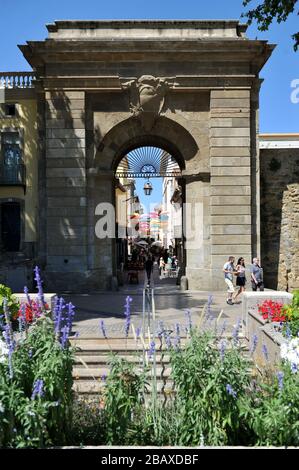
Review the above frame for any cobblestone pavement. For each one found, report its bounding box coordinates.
[64,266,244,338]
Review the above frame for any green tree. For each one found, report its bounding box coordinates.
[242,0,299,51]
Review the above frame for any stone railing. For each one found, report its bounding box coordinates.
[0,72,36,88]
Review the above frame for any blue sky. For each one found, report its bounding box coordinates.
[0,0,298,208]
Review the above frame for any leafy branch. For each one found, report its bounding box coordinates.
[242,0,299,50]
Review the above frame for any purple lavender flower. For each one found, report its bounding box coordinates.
[28,348,33,359]
[250,334,258,354]
[206,294,213,319]
[100,320,108,339]
[148,341,156,359]
[226,384,237,398]
[19,302,26,321]
[54,298,65,336]
[219,320,227,337]
[285,324,292,340]
[66,302,75,333]
[24,285,32,308]
[158,321,164,337]
[232,319,242,345]
[136,327,141,338]
[31,379,44,400]
[175,323,181,347]
[276,371,284,391]
[101,373,107,382]
[60,325,69,348]
[165,333,172,349]
[3,300,15,379]
[185,309,192,332]
[219,340,226,361]
[34,266,46,309]
[291,363,298,374]
[124,296,132,338]
[262,344,269,361]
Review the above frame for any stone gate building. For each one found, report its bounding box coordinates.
[0,20,298,292]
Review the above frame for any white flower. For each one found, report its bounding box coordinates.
[0,338,9,363]
[0,402,4,413]
[280,338,299,367]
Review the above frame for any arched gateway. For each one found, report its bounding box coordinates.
[19,20,274,291]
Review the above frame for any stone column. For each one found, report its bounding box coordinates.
[45,90,88,290]
[184,173,211,290]
[89,170,116,290]
[210,89,253,289]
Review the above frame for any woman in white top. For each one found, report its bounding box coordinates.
[233,257,246,303]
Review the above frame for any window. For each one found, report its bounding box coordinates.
[5,104,17,117]
[1,202,21,251]
[1,132,22,166]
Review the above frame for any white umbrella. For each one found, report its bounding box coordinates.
[135,240,148,246]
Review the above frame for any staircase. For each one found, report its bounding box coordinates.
[70,334,250,398]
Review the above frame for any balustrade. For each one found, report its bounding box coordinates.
[0,72,35,88]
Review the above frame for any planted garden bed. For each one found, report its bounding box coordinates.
[1,272,299,448]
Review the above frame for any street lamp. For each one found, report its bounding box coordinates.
[143,180,153,196]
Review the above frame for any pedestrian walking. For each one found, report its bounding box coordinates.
[223,256,236,305]
[159,256,165,275]
[250,257,264,291]
[145,255,154,286]
[233,257,246,303]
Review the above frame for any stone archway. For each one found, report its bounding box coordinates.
[89,115,208,289]
[24,21,273,292]
[94,116,197,173]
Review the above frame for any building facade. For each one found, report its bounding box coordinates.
[0,76,38,290]
[0,20,298,292]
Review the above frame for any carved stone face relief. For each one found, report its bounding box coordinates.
[122,75,169,131]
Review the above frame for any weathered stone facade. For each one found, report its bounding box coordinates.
[260,143,299,291]
[15,20,275,292]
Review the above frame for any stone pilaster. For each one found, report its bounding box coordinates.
[209,89,253,289]
[44,90,89,290]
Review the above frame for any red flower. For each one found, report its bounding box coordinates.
[18,301,49,324]
[258,300,285,323]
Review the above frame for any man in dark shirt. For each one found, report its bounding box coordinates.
[250,257,264,291]
[145,256,154,285]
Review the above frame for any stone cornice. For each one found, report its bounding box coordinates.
[38,75,258,91]
[19,39,274,70]
[46,19,248,38]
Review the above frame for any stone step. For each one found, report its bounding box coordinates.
[73,379,175,395]
[74,354,171,365]
[73,366,172,379]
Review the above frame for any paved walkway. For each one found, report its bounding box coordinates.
[64,266,244,338]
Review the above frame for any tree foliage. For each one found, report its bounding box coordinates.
[242,0,299,50]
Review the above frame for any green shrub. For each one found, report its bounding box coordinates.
[103,355,148,445]
[169,331,252,446]
[71,396,106,446]
[243,363,299,446]
[0,316,74,448]
[0,285,19,324]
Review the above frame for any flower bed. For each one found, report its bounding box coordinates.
[247,291,299,365]
[2,279,299,447]
[0,267,75,448]
[71,324,299,447]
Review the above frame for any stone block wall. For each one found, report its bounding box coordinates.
[260,148,299,291]
[44,90,90,290]
[209,89,253,290]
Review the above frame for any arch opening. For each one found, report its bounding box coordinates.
[115,145,182,179]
